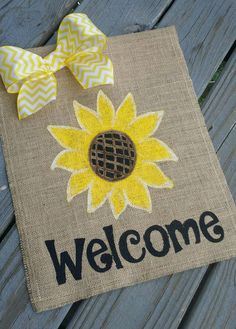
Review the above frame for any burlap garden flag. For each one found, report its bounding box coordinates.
[0,24,236,312]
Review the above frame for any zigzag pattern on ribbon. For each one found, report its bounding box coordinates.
[68,52,113,88]
[0,46,44,90]
[17,76,57,119]
[57,14,106,54]
[0,13,114,119]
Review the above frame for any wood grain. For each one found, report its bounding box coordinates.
[181,127,236,329]
[0,226,71,329]
[203,50,236,153]
[180,52,236,329]
[182,257,236,329]
[66,269,207,329]
[158,0,236,97]
[0,143,13,236]
[0,0,79,48]
[75,0,173,35]
[47,0,174,44]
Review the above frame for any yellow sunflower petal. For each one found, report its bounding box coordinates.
[97,90,115,128]
[109,188,126,219]
[138,138,178,162]
[126,111,163,142]
[124,178,152,212]
[114,93,136,130]
[51,150,88,172]
[67,169,92,202]
[136,162,173,188]
[88,178,112,212]
[73,100,102,134]
[48,126,89,150]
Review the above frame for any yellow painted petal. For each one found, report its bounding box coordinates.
[88,178,112,212]
[136,162,173,188]
[67,169,92,202]
[114,93,136,130]
[73,101,102,134]
[126,111,163,142]
[51,150,88,171]
[48,125,88,151]
[124,178,151,212]
[138,138,178,162]
[97,90,115,128]
[109,188,126,219]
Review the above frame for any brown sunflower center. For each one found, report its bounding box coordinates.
[89,130,136,181]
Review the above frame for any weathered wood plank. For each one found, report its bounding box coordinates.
[47,0,173,44]
[60,51,236,329]
[75,0,173,35]
[181,128,236,329]
[0,142,13,235]
[0,226,71,329]
[0,0,79,47]
[158,0,236,96]
[66,269,207,329]
[217,126,236,196]
[203,50,236,199]
[203,50,236,153]
[180,52,236,329]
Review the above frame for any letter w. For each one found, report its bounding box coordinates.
[45,239,85,285]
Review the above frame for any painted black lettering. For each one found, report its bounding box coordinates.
[103,225,123,269]
[87,238,112,272]
[165,218,201,253]
[45,239,85,285]
[144,225,170,257]
[199,211,224,242]
[119,230,146,263]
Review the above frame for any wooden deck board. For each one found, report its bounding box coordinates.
[66,269,207,329]
[203,49,236,153]
[0,0,235,327]
[181,50,236,329]
[182,257,236,329]
[182,129,236,329]
[0,143,13,235]
[75,0,173,35]
[158,0,236,96]
[0,0,79,47]
[0,226,72,329]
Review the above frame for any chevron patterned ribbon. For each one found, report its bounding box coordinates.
[0,14,114,119]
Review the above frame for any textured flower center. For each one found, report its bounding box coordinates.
[89,130,136,181]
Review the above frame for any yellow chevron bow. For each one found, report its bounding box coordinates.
[0,13,114,119]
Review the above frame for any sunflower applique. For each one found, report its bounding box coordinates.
[48,91,178,219]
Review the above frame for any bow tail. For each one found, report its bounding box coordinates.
[66,52,114,89]
[17,75,57,120]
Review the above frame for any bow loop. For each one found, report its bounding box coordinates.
[0,46,45,93]
[57,14,107,55]
[67,52,113,89]
[18,75,57,119]
[0,14,114,119]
